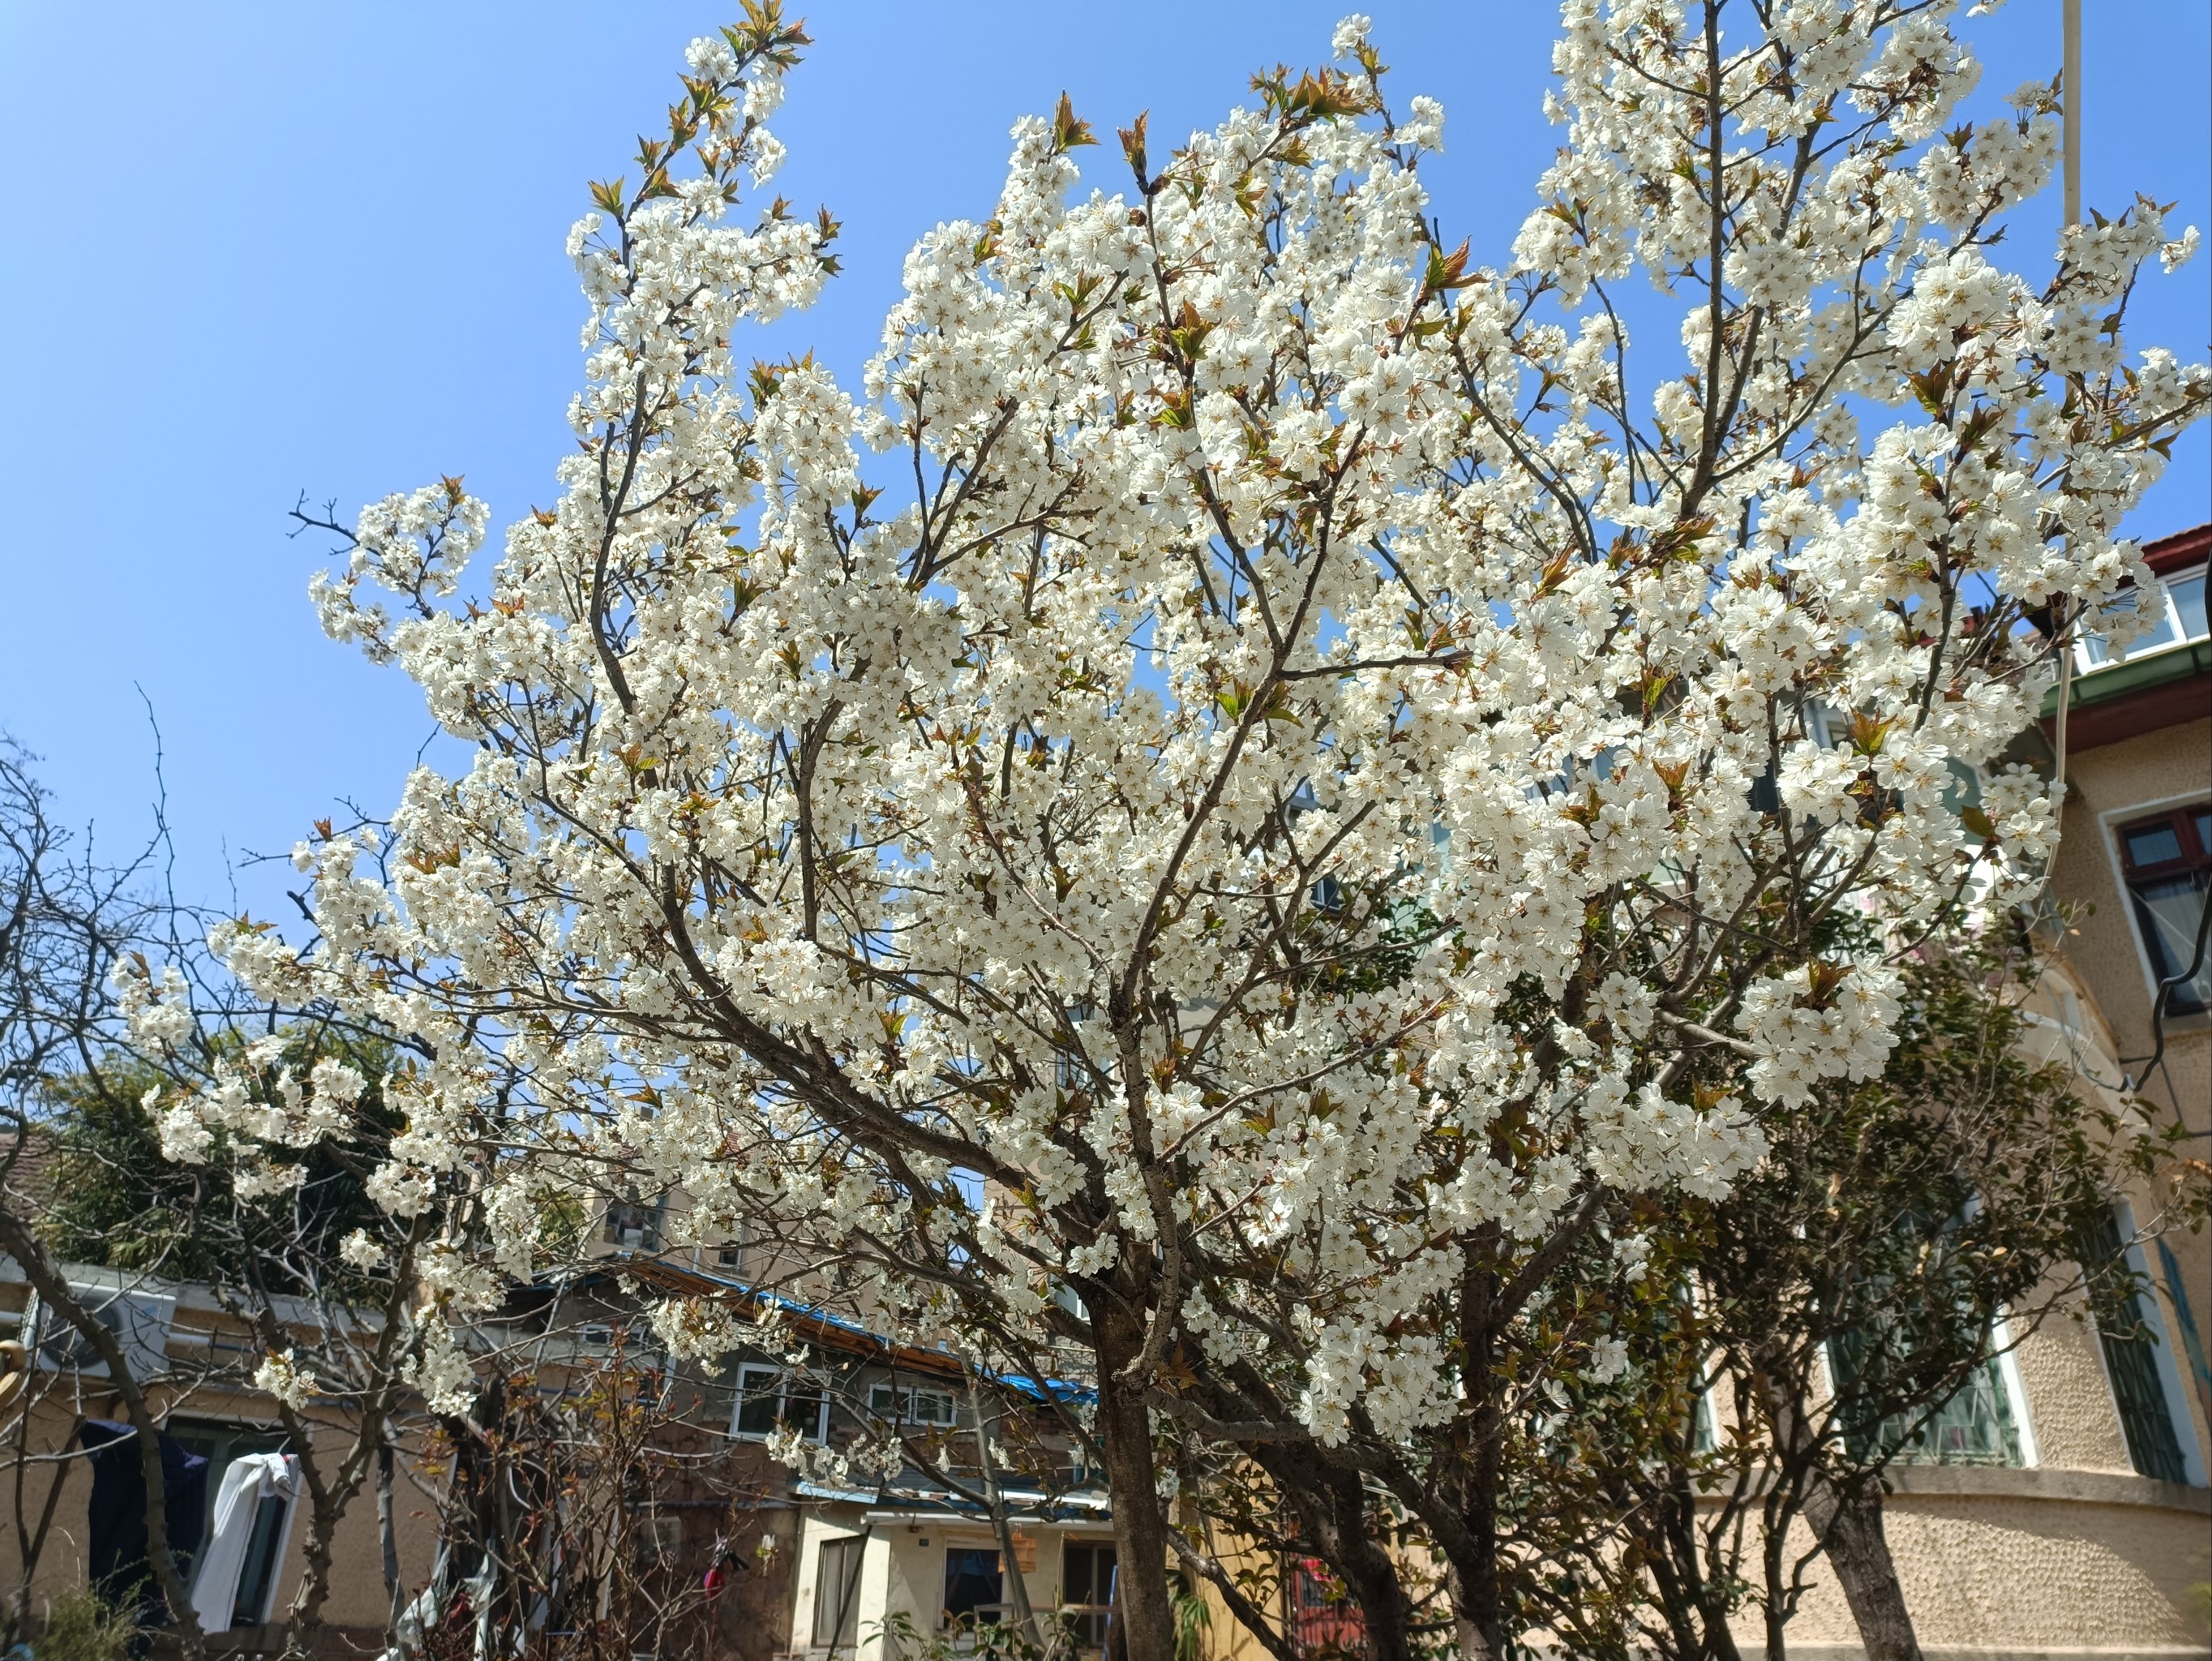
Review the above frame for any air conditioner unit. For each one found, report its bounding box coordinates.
[35,1287,177,1381]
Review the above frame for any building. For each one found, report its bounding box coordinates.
[1736,523,2212,1659]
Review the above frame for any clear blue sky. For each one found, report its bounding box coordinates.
[1,1,2204,924]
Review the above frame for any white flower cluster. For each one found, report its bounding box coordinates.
[647,1295,748,1366]
[223,3,2206,1463]
[408,1311,479,1418]
[254,1349,315,1412]
[1737,965,1904,1107]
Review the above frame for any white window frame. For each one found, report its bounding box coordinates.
[731,1363,829,1443]
[868,1382,959,1427]
[1989,1307,2041,1468]
[2073,561,2210,671]
[2097,789,2212,1015]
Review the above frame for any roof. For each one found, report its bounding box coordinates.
[2143,522,2210,578]
[580,1252,1095,1406]
[2038,524,2212,749]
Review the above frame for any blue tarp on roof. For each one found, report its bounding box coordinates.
[573,1253,1098,1406]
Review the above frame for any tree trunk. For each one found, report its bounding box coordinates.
[1751,1346,1922,1661]
[1801,1475,1922,1661]
[378,1437,405,1634]
[968,1373,1042,1650]
[1093,1304,1177,1661]
[1443,1247,1507,1661]
[1264,1453,1415,1661]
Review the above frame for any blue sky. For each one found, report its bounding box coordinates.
[1,1,2204,924]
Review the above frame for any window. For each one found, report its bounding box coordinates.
[2076,563,2210,667]
[166,1422,292,1628]
[714,1243,742,1268]
[1824,1207,2024,1469]
[2077,1209,2191,1485]
[731,1364,827,1442]
[811,1534,865,1651]
[1828,1328,2023,1468]
[603,1200,662,1251]
[1059,1542,1117,1654]
[2115,805,2212,1015]
[868,1383,959,1427]
[942,1546,1003,1629]
[2156,1238,2212,1436]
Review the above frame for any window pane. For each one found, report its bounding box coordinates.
[912,1388,956,1426]
[813,1537,864,1649]
[2130,873,2212,1013]
[2124,822,2185,869]
[230,1491,291,1627]
[2077,1212,2190,1484]
[944,1546,1003,1625]
[2171,571,2208,640]
[2156,1238,2212,1436]
[2082,586,2177,663]
[735,1369,781,1437]
[780,1386,825,1440]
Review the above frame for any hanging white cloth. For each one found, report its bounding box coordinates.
[189,1453,299,1631]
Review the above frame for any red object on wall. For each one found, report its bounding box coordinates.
[1288,1558,1367,1659]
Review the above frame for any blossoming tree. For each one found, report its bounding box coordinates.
[150,0,2210,1653]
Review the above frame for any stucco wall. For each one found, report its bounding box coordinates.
[0,1385,442,1638]
[788,1504,1118,1660]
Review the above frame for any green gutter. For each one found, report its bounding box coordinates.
[2041,638,2212,718]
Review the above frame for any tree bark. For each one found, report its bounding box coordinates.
[1801,1475,1922,1661]
[378,1437,405,1634]
[1752,1346,1922,1661]
[1250,1448,1415,1661]
[1094,1303,1177,1661]
[1442,1243,1507,1661]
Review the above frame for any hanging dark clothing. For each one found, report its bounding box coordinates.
[79,1419,208,1624]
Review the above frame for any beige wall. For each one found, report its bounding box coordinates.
[0,1384,442,1640]
[787,1504,1119,1661]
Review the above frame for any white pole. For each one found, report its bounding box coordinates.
[2051,0,2081,805]
[2062,0,2081,228]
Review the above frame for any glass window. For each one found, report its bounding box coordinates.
[867,1383,959,1426]
[943,1546,1003,1628]
[2169,569,2208,641]
[2079,582,2181,666]
[2077,1211,2190,1485]
[165,1422,291,1628]
[1059,1540,1117,1652]
[1828,1328,2021,1467]
[811,1535,864,1650]
[1825,1206,2022,1468]
[731,1364,825,1441]
[2116,805,2212,1015]
[2125,822,2186,867]
[603,1200,661,1251]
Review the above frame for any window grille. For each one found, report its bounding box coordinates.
[2077,1209,2190,1485]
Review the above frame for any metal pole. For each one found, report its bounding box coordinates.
[2049,0,2082,809]
[2062,0,2081,228]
